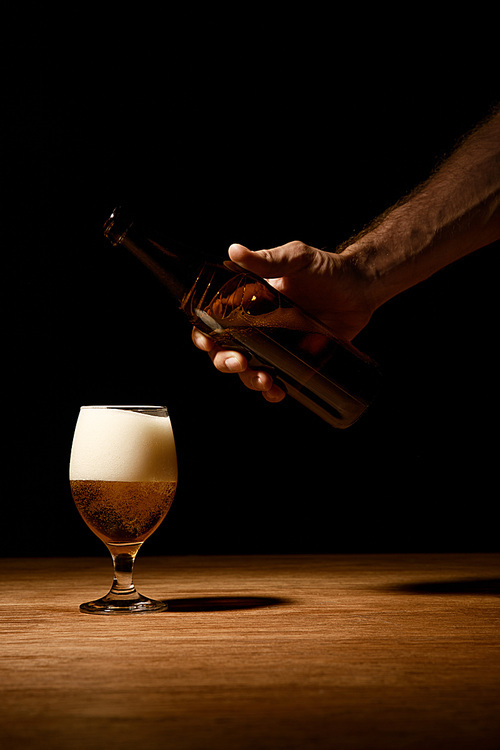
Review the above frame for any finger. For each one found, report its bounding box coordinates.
[192,328,215,352]
[262,383,286,402]
[237,368,286,402]
[237,368,275,392]
[228,242,313,280]
[210,348,248,373]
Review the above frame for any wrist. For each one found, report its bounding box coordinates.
[338,231,404,314]
[338,191,463,311]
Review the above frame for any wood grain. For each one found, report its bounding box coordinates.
[1,554,499,749]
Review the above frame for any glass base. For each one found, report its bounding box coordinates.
[80,593,168,615]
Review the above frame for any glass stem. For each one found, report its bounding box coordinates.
[108,544,142,600]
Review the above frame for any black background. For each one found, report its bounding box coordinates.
[6,18,499,558]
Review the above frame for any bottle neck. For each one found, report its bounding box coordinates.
[103,207,203,302]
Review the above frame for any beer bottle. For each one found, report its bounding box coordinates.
[103,207,381,428]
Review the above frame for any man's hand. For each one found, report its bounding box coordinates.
[191,241,375,401]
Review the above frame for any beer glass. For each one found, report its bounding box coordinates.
[69,405,177,614]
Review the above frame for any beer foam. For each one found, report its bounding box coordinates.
[69,408,178,482]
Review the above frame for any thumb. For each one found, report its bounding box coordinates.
[228,242,312,279]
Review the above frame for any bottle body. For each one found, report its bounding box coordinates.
[104,208,381,428]
[181,263,380,428]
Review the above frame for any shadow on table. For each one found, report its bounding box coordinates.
[163,596,291,612]
[388,578,500,596]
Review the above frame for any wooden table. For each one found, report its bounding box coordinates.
[2,554,499,749]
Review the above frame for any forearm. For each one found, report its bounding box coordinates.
[341,107,500,312]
